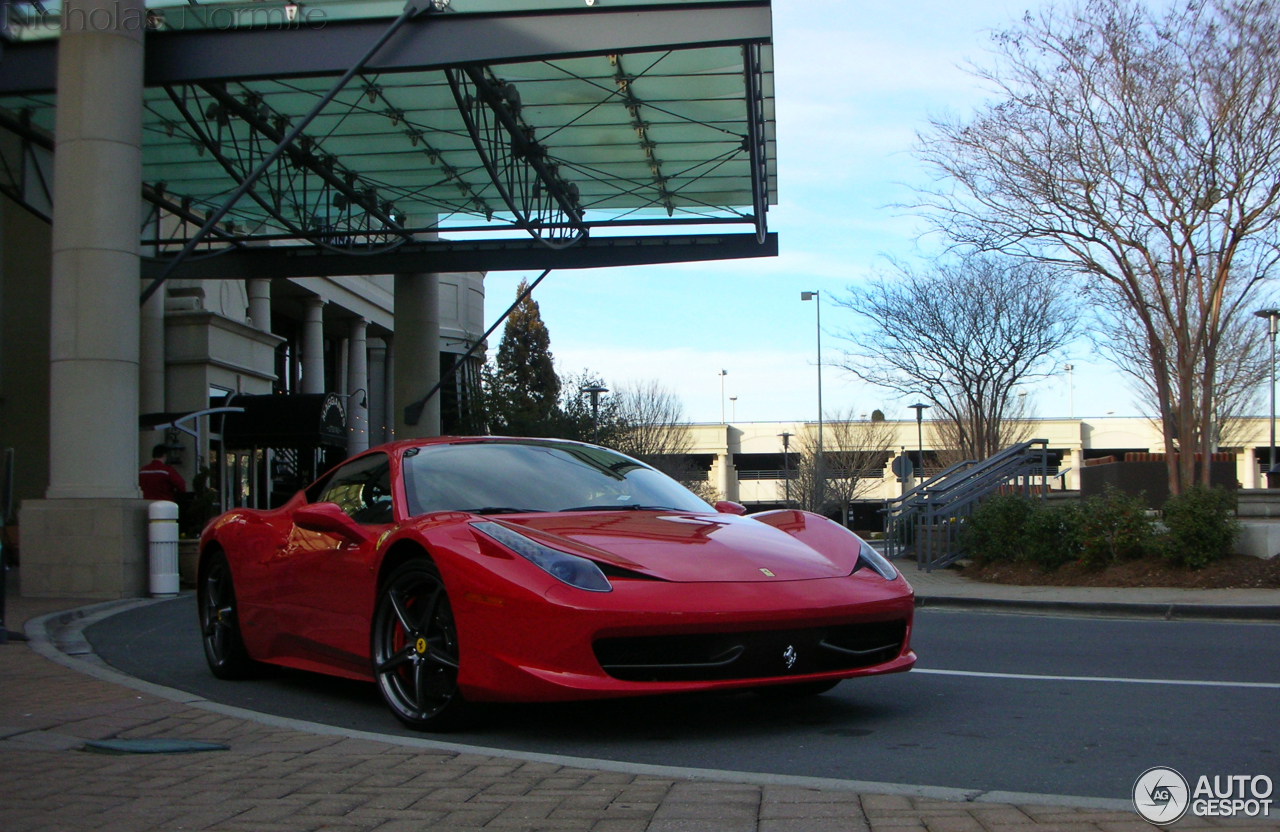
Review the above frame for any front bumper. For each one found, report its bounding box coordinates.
[449,569,916,702]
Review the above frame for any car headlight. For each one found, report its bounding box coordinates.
[855,540,897,581]
[472,521,612,592]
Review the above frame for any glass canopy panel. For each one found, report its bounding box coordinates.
[0,11,773,245]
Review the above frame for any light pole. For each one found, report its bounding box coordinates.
[908,402,930,481]
[580,384,609,444]
[719,369,728,424]
[1255,309,1280,487]
[801,291,823,511]
[779,431,793,507]
[729,396,738,422]
[1062,364,1074,418]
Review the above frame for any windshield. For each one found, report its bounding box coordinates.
[400,440,712,516]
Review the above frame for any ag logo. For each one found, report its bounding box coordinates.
[1133,767,1190,824]
[782,645,797,669]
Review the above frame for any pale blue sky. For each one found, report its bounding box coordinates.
[484,0,1146,425]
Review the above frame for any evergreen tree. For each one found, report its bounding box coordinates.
[489,280,561,435]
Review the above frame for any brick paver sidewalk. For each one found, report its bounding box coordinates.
[2,596,1273,832]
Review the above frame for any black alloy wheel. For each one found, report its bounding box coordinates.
[753,679,842,699]
[198,550,258,679]
[371,560,471,731]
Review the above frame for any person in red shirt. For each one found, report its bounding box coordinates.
[139,444,187,502]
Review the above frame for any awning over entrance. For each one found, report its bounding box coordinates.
[221,393,348,450]
[0,0,777,274]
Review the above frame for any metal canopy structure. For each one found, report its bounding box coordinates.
[0,0,777,277]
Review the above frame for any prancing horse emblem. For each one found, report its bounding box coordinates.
[783,645,797,669]
[759,568,775,577]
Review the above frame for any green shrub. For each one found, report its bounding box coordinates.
[1025,500,1084,569]
[1159,486,1241,568]
[960,493,1035,564]
[1078,487,1154,568]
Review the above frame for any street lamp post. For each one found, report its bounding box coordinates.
[729,396,737,422]
[1255,310,1280,487]
[719,369,728,424]
[908,402,930,482]
[779,431,793,507]
[580,384,609,444]
[801,291,823,511]
[1063,364,1074,418]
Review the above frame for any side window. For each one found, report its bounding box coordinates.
[317,453,394,525]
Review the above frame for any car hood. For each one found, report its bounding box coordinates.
[501,510,860,582]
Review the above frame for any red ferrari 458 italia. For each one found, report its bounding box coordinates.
[198,437,916,731]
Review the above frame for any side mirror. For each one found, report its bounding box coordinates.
[714,500,748,516]
[295,502,370,543]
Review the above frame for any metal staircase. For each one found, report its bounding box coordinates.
[883,439,1051,572]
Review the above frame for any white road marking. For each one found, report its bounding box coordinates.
[915,667,1280,689]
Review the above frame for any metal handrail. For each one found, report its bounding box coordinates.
[884,440,1050,571]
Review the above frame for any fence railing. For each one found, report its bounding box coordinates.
[883,439,1050,572]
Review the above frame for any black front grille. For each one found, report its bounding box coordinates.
[593,619,907,682]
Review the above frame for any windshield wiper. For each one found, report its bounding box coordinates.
[465,507,545,515]
[561,504,678,512]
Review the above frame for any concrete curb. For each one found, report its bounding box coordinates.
[23,598,1134,813]
[915,594,1280,621]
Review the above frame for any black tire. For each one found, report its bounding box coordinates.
[753,679,842,699]
[197,550,259,680]
[371,559,472,732]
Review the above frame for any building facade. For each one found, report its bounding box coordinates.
[685,416,1280,531]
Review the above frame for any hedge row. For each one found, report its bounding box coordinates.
[960,486,1241,570]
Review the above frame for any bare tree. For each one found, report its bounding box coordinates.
[835,254,1072,462]
[1096,294,1271,450]
[928,393,1036,470]
[792,410,896,521]
[610,380,716,501]
[916,0,1280,493]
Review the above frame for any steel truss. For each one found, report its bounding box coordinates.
[446,67,588,249]
[0,106,245,252]
[161,82,409,254]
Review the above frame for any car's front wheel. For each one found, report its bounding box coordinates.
[198,550,259,680]
[371,559,471,731]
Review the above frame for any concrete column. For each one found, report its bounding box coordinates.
[247,278,271,332]
[347,318,369,455]
[383,335,395,442]
[367,337,387,447]
[139,277,164,464]
[1069,448,1084,491]
[1244,447,1259,490]
[301,295,325,395]
[24,0,151,598]
[714,453,739,502]
[394,273,440,438]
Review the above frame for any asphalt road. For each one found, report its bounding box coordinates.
[85,597,1280,802]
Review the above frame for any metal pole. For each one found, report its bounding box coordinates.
[916,412,924,478]
[1264,318,1274,478]
[816,294,824,512]
[719,370,727,424]
[779,432,792,507]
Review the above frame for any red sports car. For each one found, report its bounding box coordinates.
[198,437,916,731]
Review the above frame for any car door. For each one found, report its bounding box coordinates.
[276,452,395,675]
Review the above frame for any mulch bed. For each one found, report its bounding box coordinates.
[957,554,1280,589]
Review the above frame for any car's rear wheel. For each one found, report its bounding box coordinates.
[198,550,259,680]
[371,559,471,732]
[753,679,842,699]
